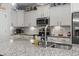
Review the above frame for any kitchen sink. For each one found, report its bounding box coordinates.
[39,41,72,50]
[50,42,72,50]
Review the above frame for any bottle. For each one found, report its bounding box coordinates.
[34,35,39,47]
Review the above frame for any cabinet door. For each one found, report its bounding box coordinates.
[43,9,50,17]
[50,7,59,26]
[25,11,37,26]
[17,10,24,27]
[71,3,79,12]
[25,12,30,26]
[11,10,18,26]
[37,5,50,18]
[50,4,71,26]
[11,10,24,27]
[30,11,37,26]
[60,4,71,26]
[43,6,50,17]
[0,11,7,35]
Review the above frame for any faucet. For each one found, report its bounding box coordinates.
[45,25,49,47]
[37,25,49,47]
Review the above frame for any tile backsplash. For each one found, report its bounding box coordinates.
[24,27,39,35]
[23,26,71,37]
[50,26,71,37]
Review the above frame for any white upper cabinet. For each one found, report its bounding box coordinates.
[11,10,24,27]
[50,4,71,26]
[11,10,17,26]
[71,3,79,12]
[30,11,37,26]
[17,10,24,27]
[60,4,71,26]
[12,4,71,27]
[25,5,50,27]
[25,11,37,26]
[37,5,50,18]
[24,12,30,26]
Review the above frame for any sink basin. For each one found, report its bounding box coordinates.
[50,42,72,50]
[38,41,72,50]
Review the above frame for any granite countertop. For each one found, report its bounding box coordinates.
[0,39,78,56]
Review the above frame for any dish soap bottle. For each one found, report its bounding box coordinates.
[34,35,39,47]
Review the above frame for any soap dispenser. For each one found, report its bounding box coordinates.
[34,35,39,47]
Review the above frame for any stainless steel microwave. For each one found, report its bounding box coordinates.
[36,17,49,26]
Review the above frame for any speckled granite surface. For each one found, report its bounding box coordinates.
[0,39,79,56]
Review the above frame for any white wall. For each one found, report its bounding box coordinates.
[0,4,11,41]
